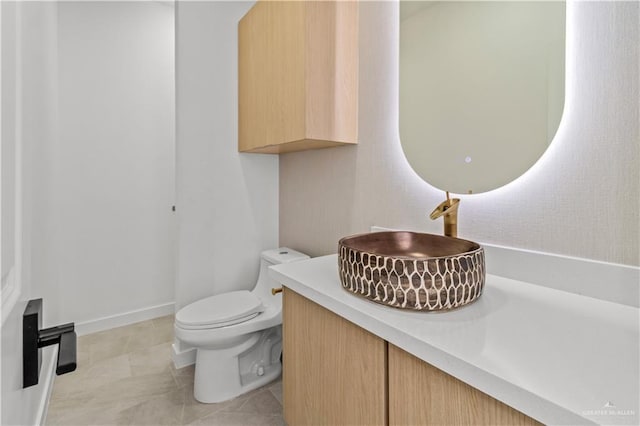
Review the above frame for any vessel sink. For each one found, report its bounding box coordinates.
[338,231,485,311]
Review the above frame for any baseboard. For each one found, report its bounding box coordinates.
[74,302,175,336]
[35,346,57,426]
[172,341,196,369]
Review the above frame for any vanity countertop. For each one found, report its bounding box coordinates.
[270,254,639,426]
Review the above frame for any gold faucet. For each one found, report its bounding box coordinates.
[429,191,460,238]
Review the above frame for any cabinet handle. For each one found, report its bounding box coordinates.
[271,287,283,295]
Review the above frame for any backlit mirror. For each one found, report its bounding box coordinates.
[400,1,565,194]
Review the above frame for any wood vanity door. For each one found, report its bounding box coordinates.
[388,344,541,426]
[282,288,388,425]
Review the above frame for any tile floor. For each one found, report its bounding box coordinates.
[46,315,284,425]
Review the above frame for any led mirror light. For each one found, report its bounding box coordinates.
[400,1,566,194]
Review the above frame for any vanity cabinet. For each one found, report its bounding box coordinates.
[238,1,358,154]
[388,345,541,426]
[282,288,541,426]
[282,288,387,425]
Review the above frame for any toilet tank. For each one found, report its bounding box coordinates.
[261,248,309,266]
[253,248,309,304]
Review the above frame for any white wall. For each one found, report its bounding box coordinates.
[1,3,59,425]
[175,0,278,313]
[3,2,176,421]
[280,1,639,267]
[29,1,176,328]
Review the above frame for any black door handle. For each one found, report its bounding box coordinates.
[23,299,77,388]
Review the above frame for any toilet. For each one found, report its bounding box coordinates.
[174,247,309,403]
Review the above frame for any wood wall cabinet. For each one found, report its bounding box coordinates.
[283,288,541,426]
[238,1,358,154]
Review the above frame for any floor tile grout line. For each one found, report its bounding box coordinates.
[48,315,284,426]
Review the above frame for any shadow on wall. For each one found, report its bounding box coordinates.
[279,145,359,258]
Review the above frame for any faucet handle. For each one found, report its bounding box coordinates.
[429,191,460,238]
[429,193,460,220]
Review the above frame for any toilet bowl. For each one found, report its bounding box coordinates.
[174,247,309,403]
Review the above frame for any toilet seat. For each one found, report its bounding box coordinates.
[176,290,265,330]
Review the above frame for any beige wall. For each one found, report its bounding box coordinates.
[280,1,639,266]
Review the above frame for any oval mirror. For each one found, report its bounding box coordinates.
[400,1,565,194]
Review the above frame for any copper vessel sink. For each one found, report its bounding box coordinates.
[338,232,485,311]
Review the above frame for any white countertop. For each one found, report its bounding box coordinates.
[270,254,639,426]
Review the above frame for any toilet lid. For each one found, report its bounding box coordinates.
[176,291,265,329]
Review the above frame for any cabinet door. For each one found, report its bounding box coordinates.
[238,1,358,154]
[283,288,387,425]
[238,1,306,153]
[388,344,541,426]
